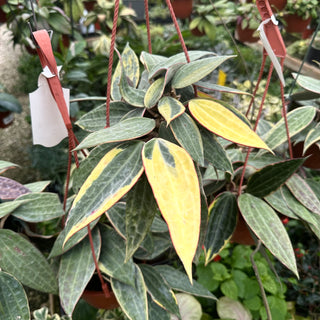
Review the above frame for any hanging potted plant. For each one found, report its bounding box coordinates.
[0,86,22,128]
[282,0,319,33]
[269,0,287,11]
[170,0,193,19]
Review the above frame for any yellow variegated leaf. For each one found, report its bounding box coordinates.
[63,142,144,246]
[189,99,271,152]
[142,138,200,282]
[158,96,185,125]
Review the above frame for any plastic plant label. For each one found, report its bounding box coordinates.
[29,67,69,147]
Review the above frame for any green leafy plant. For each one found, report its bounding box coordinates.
[0,84,22,114]
[236,0,261,30]
[284,0,319,20]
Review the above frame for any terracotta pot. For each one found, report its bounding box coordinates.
[190,26,205,37]
[0,0,7,22]
[82,290,119,310]
[170,0,193,19]
[292,141,320,170]
[235,19,259,43]
[83,0,96,11]
[231,214,255,245]
[268,0,287,11]
[0,111,14,128]
[283,14,311,33]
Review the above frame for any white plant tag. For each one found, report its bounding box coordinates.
[29,67,70,147]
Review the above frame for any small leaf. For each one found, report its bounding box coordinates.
[246,158,305,198]
[0,271,30,320]
[238,194,298,277]
[170,112,205,166]
[59,228,101,316]
[125,174,158,261]
[0,229,58,293]
[64,141,144,246]
[142,138,201,282]
[74,117,155,150]
[121,43,140,88]
[0,160,18,174]
[303,123,320,154]
[155,265,216,300]
[144,77,166,108]
[286,174,320,215]
[111,265,148,320]
[172,56,234,88]
[292,73,320,94]
[171,293,202,320]
[99,224,135,286]
[158,97,185,125]
[204,192,237,264]
[139,264,180,316]
[217,296,252,320]
[189,99,271,151]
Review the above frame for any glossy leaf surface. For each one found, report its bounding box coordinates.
[189,99,271,151]
[111,265,148,320]
[158,96,185,125]
[238,194,298,276]
[59,228,101,316]
[0,229,58,293]
[204,192,237,264]
[246,158,305,198]
[75,117,155,150]
[64,141,144,245]
[0,272,30,320]
[142,138,200,281]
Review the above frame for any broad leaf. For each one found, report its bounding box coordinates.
[144,77,166,108]
[111,265,148,320]
[139,264,180,316]
[196,81,252,96]
[150,215,168,233]
[0,176,30,200]
[158,96,185,125]
[217,296,252,320]
[142,138,201,282]
[106,202,126,238]
[0,229,58,293]
[204,192,237,264]
[125,174,158,261]
[59,228,101,316]
[263,106,316,151]
[238,194,298,277]
[189,99,271,151]
[12,192,64,222]
[0,160,18,174]
[155,265,216,300]
[286,174,320,215]
[140,51,168,72]
[172,56,234,88]
[24,181,50,193]
[148,295,170,320]
[99,224,135,286]
[0,199,31,218]
[246,158,305,198]
[74,117,155,150]
[303,123,320,154]
[64,141,144,246]
[171,293,203,320]
[76,102,137,132]
[292,73,320,94]
[121,43,140,87]
[0,271,30,320]
[170,112,205,166]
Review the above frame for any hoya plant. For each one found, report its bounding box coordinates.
[1,44,320,320]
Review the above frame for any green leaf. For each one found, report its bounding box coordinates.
[189,99,271,151]
[303,123,320,153]
[142,138,201,282]
[170,112,205,166]
[196,263,219,292]
[111,265,148,320]
[125,174,158,261]
[99,224,135,286]
[238,194,298,277]
[221,279,238,300]
[24,181,50,193]
[120,43,140,88]
[286,174,320,215]
[217,296,252,320]
[155,265,216,300]
[172,56,234,89]
[0,229,58,293]
[139,264,180,316]
[144,77,166,108]
[106,202,126,237]
[64,141,144,245]
[263,106,316,151]
[0,271,30,320]
[74,117,155,150]
[111,61,122,101]
[59,228,101,316]
[0,92,22,113]
[47,11,71,34]
[12,192,64,222]
[204,192,237,264]
[246,158,305,198]
[147,295,170,320]
[0,160,18,174]
[158,97,185,125]
[292,73,320,94]
[196,81,252,96]
[140,51,168,73]
[150,216,168,233]
[0,199,31,218]
[76,102,140,132]
[171,293,202,320]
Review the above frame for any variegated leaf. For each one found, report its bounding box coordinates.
[303,123,320,154]
[144,77,166,109]
[293,73,320,94]
[120,43,140,88]
[24,181,50,193]
[196,81,252,96]
[158,96,185,125]
[142,138,201,282]
[64,141,144,246]
[0,199,31,218]
[0,160,18,174]
[238,194,298,277]
[189,99,271,151]
[74,117,155,150]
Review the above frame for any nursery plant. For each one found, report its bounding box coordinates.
[1,26,320,320]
